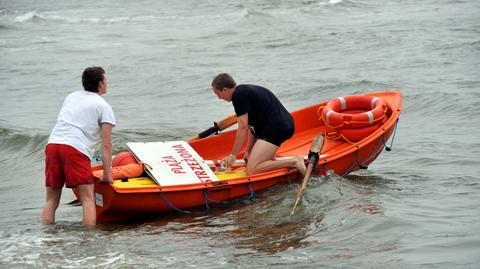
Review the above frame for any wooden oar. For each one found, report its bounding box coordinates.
[188,114,237,142]
[291,132,325,215]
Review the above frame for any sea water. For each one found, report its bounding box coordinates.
[1,0,479,268]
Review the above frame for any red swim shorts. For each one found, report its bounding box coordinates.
[45,144,94,188]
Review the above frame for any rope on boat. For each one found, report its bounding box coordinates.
[160,182,258,214]
[202,189,228,211]
[355,150,368,170]
[382,118,399,151]
[203,190,210,211]
[390,118,399,149]
[203,185,257,212]
[159,193,190,214]
[346,118,400,176]
[362,140,385,168]
[342,138,385,176]
[248,183,256,200]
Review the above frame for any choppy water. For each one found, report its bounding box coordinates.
[1,0,479,268]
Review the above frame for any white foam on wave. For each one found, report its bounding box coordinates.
[329,0,344,4]
[12,10,158,24]
[12,9,248,25]
[257,0,347,19]
[14,11,40,23]
[239,8,249,18]
[318,0,345,6]
[0,228,127,267]
[0,230,44,265]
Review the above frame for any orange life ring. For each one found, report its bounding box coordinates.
[323,94,386,129]
[337,117,386,142]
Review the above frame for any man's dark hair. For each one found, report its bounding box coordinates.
[82,66,105,93]
[212,73,236,91]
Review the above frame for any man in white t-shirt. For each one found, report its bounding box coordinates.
[41,66,116,227]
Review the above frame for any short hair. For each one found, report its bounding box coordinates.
[82,66,105,93]
[212,73,236,90]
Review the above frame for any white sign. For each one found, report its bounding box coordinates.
[127,141,218,186]
[95,192,103,207]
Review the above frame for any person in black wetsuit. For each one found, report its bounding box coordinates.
[211,73,306,176]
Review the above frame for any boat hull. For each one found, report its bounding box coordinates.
[93,171,299,223]
[74,91,402,223]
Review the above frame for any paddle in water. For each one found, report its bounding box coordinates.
[291,132,325,215]
[188,114,237,142]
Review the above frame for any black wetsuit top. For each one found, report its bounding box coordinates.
[232,84,294,146]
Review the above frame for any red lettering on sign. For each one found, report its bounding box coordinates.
[171,143,212,182]
[162,155,185,174]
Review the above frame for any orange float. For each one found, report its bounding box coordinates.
[112,151,138,166]
[93,163,144,180]
[323,94,387,129]
[321,94,389,142]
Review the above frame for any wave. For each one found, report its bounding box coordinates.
[303,79,397,97]
[13,11,43,23]
[12,10,157,24]
[0,125,48,161]
[226,0,361,27]
[8,0,362,27]
[302,0,365,13]
[0,119,184,163]
[318,0,349,6]
[404,90,480,120]
[11,8,246,26]
[0,125,49,181]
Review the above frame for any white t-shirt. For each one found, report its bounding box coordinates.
[48,91,116,160]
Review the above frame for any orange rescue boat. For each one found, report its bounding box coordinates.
[74,91,402,223]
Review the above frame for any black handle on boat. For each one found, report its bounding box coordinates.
[198,123,220,139]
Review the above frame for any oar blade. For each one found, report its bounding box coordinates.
[290,132,325,215]
[309,132,325,154]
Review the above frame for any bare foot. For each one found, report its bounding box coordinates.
[294,156,307,177]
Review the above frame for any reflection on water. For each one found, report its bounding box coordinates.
[342,173,394,216]
[120,185,326,254]
[131,172,397,255]
[346,203,384,215]
[218,206,324,254]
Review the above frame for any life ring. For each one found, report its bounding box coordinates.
[337,117,386,142]
[323,95,386,129]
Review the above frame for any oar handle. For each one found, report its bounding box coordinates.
[188,114,237,142]
[216,114,237,130]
